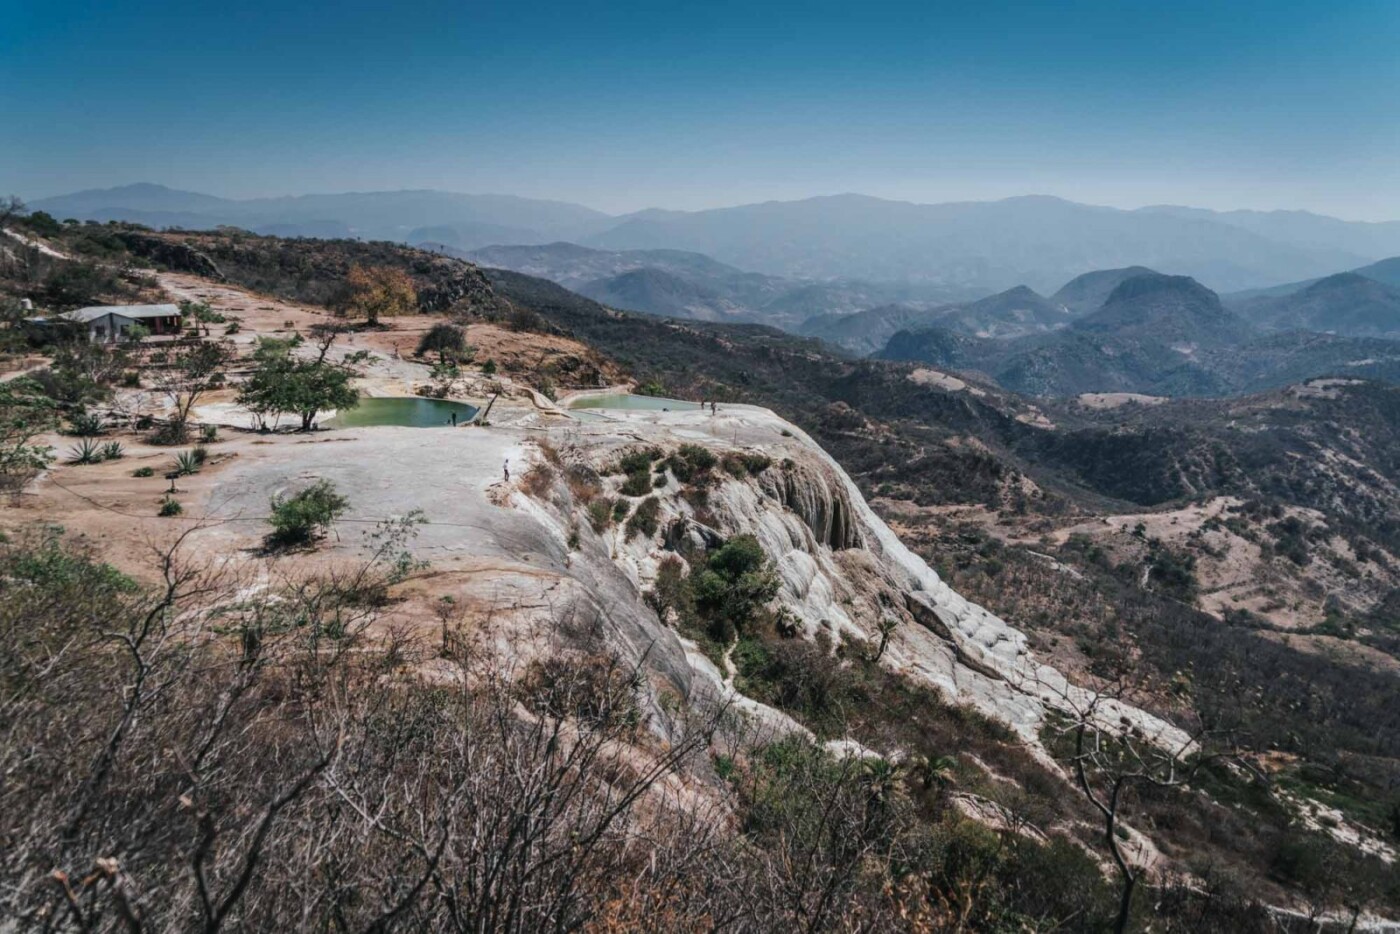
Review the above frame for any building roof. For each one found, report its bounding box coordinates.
[62,304,182,323]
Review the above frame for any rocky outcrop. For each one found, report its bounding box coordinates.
[405,253,505,315]
[545,402,1190,750]
[756,457,862,550]
[115,231,225,280]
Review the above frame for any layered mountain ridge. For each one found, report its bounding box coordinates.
[31,183,1400,294]
[879,271,1400,397]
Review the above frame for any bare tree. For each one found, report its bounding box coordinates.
[0,522,754,931]
[0,194,25,229]
[1051,678,1236,934]
[146,339,233,440]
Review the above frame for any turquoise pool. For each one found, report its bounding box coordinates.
[326,397,479,428]
[568,394,701,412]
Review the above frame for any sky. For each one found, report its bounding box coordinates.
[4,0,1400,219]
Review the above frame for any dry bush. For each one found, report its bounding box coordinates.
[0,527,1317,932]
[565,465,602,504]
[521,462,556,499]
[0,526,740,931]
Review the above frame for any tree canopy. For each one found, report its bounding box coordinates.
[0,378,57,492]
[416,322,470,364]
[342,264,416,327]
[238,335,360,431]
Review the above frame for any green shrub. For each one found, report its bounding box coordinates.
[158,495,183,517]
[266,479,348,549]
[132,466,154,477]
[723,452,773,478]
[625,496,662,540]
[694,534,780,643]
[619,470,652,497]
[616,448,661,475]
[66,412,104,436]
[201,424,219,443]
[587,498,614,533]
[667,443,718,484]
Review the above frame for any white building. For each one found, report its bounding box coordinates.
[60,304,183,342]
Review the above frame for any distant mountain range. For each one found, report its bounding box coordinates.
[454,242,971,328]
[1234,273,1400,340]
[878,271,1400,397]
[801,267,1164,354]
[28,184,1400,294]
[29,183,612,247]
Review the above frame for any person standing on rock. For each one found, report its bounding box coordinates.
[503,459,510,482]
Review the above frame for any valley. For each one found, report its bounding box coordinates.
[13,1,1400,928]
[2,217,1398,930]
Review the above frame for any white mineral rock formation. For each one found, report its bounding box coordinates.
[551,397,1191,751]
[200,392,1187,752]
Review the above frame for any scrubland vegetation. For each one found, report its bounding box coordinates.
[0,218,1396,930]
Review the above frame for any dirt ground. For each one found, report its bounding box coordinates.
[161,272,619,388]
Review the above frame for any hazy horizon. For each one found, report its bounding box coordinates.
[5,1,1400,219]
[23,181,1400,226]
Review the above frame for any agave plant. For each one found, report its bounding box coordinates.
[67,438,103,465]
[67,412,104,437]
[200,424,219,443]
[100,441,124,461]
[173,450,202,476]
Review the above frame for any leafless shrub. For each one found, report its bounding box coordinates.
[0,526,743,931]
[520,462,556,499]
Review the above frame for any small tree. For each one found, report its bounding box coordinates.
[1052,678,1237,934]
[693,534,780,643]
[0,194,25,229]
[179,299,220,337]
[267,479,348,549]
[239,335,359,431]
[343,265,416,327]
[37,339,130,406]
[0,378,57,494]
[149,340,232,442]
[415,322,470,365]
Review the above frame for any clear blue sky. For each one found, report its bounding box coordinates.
[4,0,1399,218]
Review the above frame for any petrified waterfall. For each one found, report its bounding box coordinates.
[758,458,863,551]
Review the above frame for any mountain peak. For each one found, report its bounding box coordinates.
[1052,266,1162,315]
[1302,271,1391,295]
[1102,272,1216,307]
[1077,272,1252,344]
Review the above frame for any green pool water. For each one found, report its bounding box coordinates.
[325,397,479,428]
[568,394,701,412]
